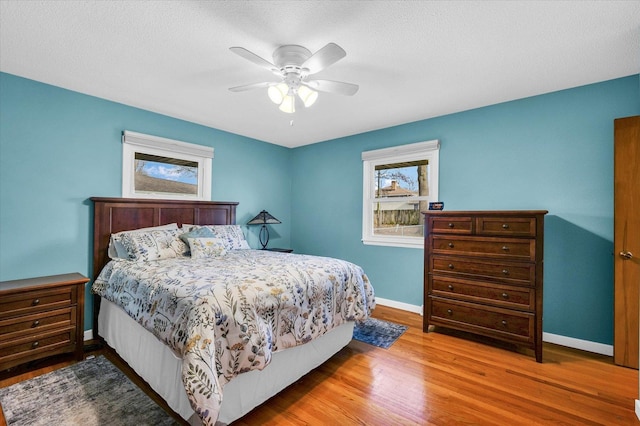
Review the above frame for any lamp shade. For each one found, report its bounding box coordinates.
[297,85,318,107]
[279,94,296,113]
[247,210,281,225]
[268,83,288,104]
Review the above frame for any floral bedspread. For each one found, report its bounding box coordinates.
[92,250,375,425]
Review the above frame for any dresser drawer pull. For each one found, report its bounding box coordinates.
[32,341,39,349]
[32,320,40,327]
[448,243,454,248]
[502,224,509,229]
[447,309,453,315]
[448,284,454,290]
[448,223,454,228]
[502,269,509,275]
[448,264,455,269]
[501,320,507,326]
[502,246,509,251]
[32,299,40,306]
[501,293,509,299]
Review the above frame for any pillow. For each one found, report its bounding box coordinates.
[194,225,251,250]
[118,228,188,262]
[188,237,228,259]
[109,223,179,259]
[179,226,216,244]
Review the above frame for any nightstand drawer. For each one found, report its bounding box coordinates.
[429,298,534,343]
[430,217,473,234]
[476,217,536,237]
[0,307,76,342]
[0,327,76,370]
[0,287,77,319]
[431,277,534,310]
[432,236,535,260]
[431,256,534,285]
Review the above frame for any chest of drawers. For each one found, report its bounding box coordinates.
[423,210,547,362]
[0,273,88,372]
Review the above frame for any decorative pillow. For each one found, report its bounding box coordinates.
[195,225,251,250]
[109,223,179,259]
[179,226,216,244]
[188,237,228,259]
[118,229,188,262]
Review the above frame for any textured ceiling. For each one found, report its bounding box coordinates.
[1,1,638,148]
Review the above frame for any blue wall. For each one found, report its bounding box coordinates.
[2,71,639,346]
[0,72,292,330]
[290,75,640,345]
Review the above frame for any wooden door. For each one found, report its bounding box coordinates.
[614,116,640,369]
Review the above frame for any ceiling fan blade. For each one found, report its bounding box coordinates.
[228,82,274,92]
[302,43,346,74]
[229,47,279,73]
[305,79,359,96]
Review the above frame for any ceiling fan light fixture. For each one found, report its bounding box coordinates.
[279,94,296,113]
[297,85,318,107]
[268,83,288,104]
[230,43,357,114]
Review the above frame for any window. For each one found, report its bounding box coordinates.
[362,140,440,248]
[122,131,213,200]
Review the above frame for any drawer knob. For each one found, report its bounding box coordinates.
[502,224,509,229]
[447,309,453,315]
[448,223,454,228]
[501,320,507,326]
[502,246,509,251]
[448,264,454,269]
[448,284,454,290]
[32,320,40,327]
[32,341,39,348]
[501,293,509,299]
[502,269,509,275]
[448,242,454,248]
[32,299,40,306]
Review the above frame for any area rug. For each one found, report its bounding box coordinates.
[353,318,408,349]
[0,355,178,426]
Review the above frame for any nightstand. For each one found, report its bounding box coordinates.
[0,273,88,372]
[264,248,293,253]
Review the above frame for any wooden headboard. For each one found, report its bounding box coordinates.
[91,197,238,280]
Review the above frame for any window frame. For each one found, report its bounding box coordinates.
[122,131,214,201]
[362,139,440,249]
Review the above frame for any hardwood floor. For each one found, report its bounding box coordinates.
[1,305,637,425]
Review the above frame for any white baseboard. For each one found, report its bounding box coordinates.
[84,329,93,341]
[375,297,422,315]
[542,332,613,356]
[374,298,614,356]
[636,399,640,421]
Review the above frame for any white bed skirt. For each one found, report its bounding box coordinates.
[98,299,354,425]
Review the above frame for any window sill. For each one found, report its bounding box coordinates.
[362,238,424,249]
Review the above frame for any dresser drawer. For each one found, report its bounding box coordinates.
[429,297,534,343]
[430,217,472,234]
[431,256,534,285]
[0,307,76,342]
[476,217,536,237]
[432,236,535,260]
[0,287,77,319]
[0,327,76,371]
[431,277,534,311]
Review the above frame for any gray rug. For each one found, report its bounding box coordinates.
[353,318,408,349]
[0,355,178,426]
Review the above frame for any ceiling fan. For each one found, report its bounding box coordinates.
[229,43,359,113]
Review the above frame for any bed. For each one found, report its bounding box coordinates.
[90,197,375,425]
